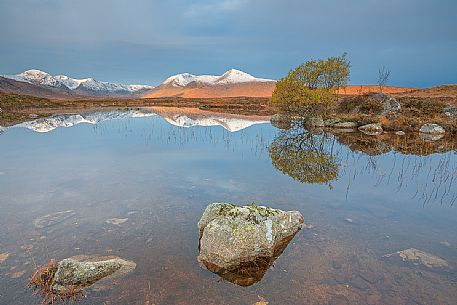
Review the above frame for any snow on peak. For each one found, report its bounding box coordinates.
[20,69,50,78]
[4,70,154,93]
[15,69,63,87]
[162,69,274,87]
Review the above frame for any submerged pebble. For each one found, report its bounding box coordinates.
[0,252,10,264]
[105,218,128,225]
[34,210,76,229]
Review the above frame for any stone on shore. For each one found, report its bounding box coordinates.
[305,117,324,128]
[358,123,383,136]
[332,122,358,129]
[372,93,401,115]
[323,118,342,127]
[444,104,457,117]
[419,123,445,134]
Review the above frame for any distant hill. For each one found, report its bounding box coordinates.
[0,76,78,99]
[338,85,416,95]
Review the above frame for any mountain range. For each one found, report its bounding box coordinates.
[0,69,276,99]
[1,70,154,98]
[1,68,414,100]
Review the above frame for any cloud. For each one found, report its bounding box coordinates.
[185,0,246,17]
[0,0,456,87]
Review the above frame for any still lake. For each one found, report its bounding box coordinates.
[0,108,456,304]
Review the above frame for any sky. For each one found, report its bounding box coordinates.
[0,0,456,87]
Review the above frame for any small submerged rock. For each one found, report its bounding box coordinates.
[198,203,304,286]
[383,248,449,270]
[0,252,10,264]
[395,131,406,136]
[358,123,383,136]
[105,218,128,225]
[34,210,76,229]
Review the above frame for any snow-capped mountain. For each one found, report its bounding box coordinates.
[162,69,274,88]
[145,69,276,98]
[4,69,154,97]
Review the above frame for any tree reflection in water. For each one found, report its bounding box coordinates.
[269,122,339,185]
[269,121,457,206]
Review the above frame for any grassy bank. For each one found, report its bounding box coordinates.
[0,92,272,126]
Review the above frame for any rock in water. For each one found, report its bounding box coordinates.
[51,256,136,294]
[198,203,304,286]
[358,123,383,136]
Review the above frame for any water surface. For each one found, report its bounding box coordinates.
[1,108,456,304]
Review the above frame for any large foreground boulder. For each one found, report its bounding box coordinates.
[198,203,304,286]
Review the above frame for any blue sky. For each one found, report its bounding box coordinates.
[0,0,456,87]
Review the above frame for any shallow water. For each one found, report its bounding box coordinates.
[0,109,457,305]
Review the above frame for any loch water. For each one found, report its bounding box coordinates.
[0,109,456,305]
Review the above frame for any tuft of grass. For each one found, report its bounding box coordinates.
[28,260,84,305]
